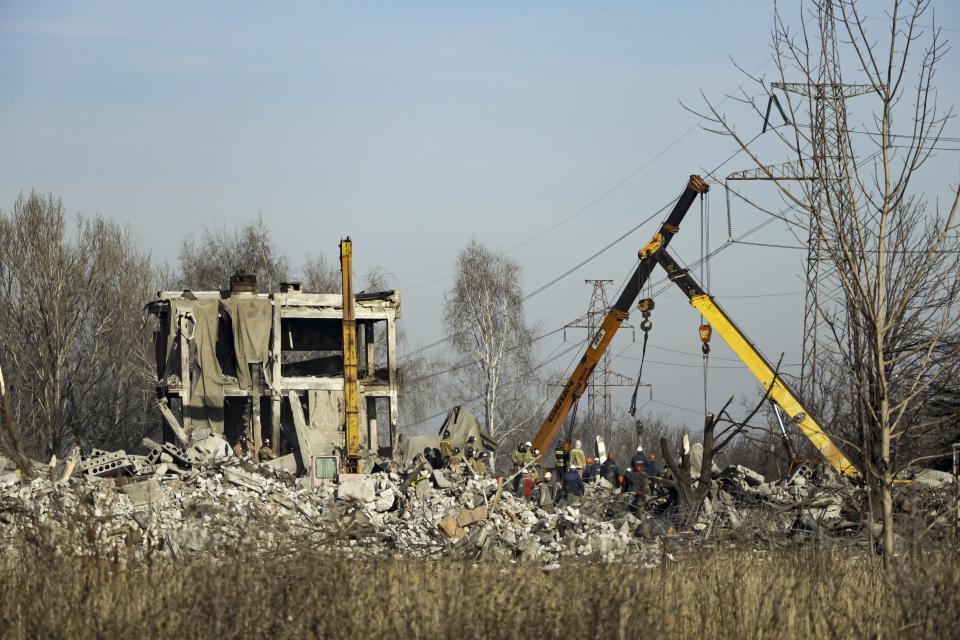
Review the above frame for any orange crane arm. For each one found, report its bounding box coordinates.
[531,175,709,455]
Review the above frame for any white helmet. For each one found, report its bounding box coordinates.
[524,441,532,448]
[636,446,643,452]
[575,440,582,449]
[544,472,552,480]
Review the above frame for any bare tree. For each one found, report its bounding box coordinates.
[361,266,394,293]
[178,214,288,291]
[0,358,31,475]
[443,238,537,445]
[691,0,960,567]
[302,253,340,293]
[658,387,774,526]
[396,353,445,431]
[0,192,155,457]
[302,253,394,295]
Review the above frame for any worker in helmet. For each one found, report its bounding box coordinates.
[622,462,649,514]
[512,442,536,497]
[439,429,454,463]
[232,436,248,460]
[511,443,525,472]
[553,442,566,478]
[569,439,586,476]
[523,443,539,482]
[646,452,661,477]
[630,445,646,471]
[600,453,621,490]
[622,462,647,494]
[464,446,479,475]
[511,443,526,495]
[449,446,467,469]
[258,438,276,461]
[583,457,598,483]
[534,471,556,509]
[470,449,488,476]
[560,465,585,502]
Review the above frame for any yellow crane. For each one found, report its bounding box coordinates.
[531,174,860,478]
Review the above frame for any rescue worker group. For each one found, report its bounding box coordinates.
[426,431,661,509]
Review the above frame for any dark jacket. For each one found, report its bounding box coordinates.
[622,469,647,493]
[630,452,646,469]
[583,462,599,482]
[600,459,620,486]
[561,470,585,497]
[645,458,662,477]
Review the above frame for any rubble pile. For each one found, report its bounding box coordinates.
[1,436,956,564]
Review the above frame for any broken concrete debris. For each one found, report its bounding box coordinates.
[0,445,955,565]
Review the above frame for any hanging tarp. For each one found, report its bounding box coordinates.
[220,297,273,389]
[169,298,225,434]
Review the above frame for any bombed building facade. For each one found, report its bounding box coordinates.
[146,271,400,468]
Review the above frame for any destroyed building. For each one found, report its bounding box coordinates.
[146,273,400,468]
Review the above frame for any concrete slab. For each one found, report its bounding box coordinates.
[120,477,166,508]
[338,476,377,503]
[223,467,267,493]
[264,453,298,474]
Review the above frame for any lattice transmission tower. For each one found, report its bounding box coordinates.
[724,2,880,406]
[563,279,635,430]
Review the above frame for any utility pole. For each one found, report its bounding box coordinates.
[563,280,636,433]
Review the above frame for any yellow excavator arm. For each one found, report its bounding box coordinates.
[655,250,860,478]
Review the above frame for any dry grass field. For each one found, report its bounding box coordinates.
[1,539,958,640]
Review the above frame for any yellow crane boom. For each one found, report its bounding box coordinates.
[654,249,860,478]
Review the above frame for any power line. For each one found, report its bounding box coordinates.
[862,14,960,32]
[404,324,567,385]
[402,113,780,365]
[501,57,774,255]
[399,63,783,354]
[730,240,960,255]
[845,128,960,144]
[402,336,589,430]
[400,198,675,360]
[615,350,800,370]
[650,399,705,416]
[405,242,644,387]
[408,131,798,366]
[657,289,805,300]
[649,343,797,364]
[520,204,670,301]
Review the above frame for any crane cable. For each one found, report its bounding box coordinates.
[628,327,649,416]
[629,259,655,417]
[700,190,712,418]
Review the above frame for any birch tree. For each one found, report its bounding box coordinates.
[443,238,536,445]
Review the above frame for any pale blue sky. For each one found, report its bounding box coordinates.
[2,1,958,433]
